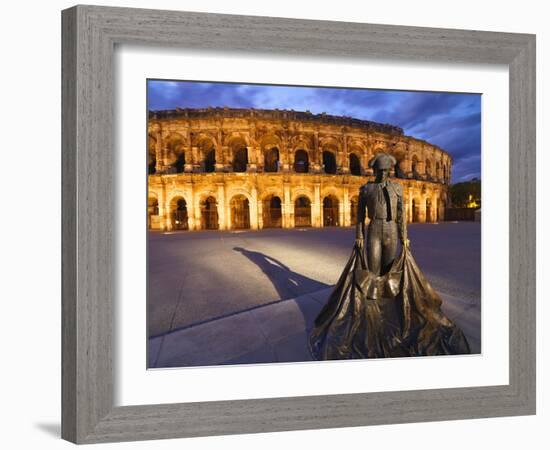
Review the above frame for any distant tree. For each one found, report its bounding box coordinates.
[449,178,481,208]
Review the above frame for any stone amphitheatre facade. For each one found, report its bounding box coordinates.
[147,107,452,231]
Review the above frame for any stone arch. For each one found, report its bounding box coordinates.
[169,195,189,230]
[294,149,310,173]
[166,190,191,210]
[229,194,250,229]
[264,147,280,172]
[348,140,367,169]
[319,135,340,150]
[148,134,157,174]
[294,194,312,227]
[227,136,249,172]
[262,194,283,228]
[322,194,339,227]
[259,133,282,173]
[322,150,337,174]
[199,194,219,230]
[147,192,159,229]
[164,132,188,173]
[196,135,217,173]
[349,152,362,176]
[290,135,312,152]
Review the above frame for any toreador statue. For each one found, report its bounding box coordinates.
[309,152,471,360]
[355,152,409,276]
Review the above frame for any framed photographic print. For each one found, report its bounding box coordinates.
[62,5,536,444]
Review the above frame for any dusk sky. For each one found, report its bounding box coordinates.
[148,80,481,183]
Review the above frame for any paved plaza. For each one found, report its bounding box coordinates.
[148,223,481,367]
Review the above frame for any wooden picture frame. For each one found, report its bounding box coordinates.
[61,5,536,444]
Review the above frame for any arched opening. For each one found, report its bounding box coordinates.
[411,155,419,178]
[264,147,280,173]
[233,147,248,172]
[349,153,361,176]
[443,164,448,183]
[426,198,432,223]
[171,197,189,230]
[200,196,219,230]
[350,196,359,225]
[322,151,337,174]
[323,195,339,227]
[294,196,311,227]
[436,162,441,180]
[148,151,156,175]
[204,148,216,173]
[165,134,187,174]
[425,160,432,180]
[294,149,309,173]
[262,195,282,228]
[412,199,420,223]
[173,152,185,173]
[148,197,158,229]
[148,136,157,174]
[394,160,405,178]
[230,195,250,229]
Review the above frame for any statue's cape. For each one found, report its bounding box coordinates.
[309,244,471,360]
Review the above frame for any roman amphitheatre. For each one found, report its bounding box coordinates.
[147,107,452,231]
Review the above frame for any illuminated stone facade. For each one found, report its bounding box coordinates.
[147,108,452,231]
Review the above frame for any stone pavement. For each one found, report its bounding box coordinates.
[148,223,481,337]
[148,286,481,368]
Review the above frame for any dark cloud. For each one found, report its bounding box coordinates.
[147,80,481,183]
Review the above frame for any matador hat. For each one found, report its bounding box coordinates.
[368,152,396,170]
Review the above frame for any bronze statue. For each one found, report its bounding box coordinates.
[356,153,408,276]
[309,152,470,360]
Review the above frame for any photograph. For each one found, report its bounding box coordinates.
[146,80,482,368]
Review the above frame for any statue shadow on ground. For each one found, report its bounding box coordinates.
[233,247,329,301]
[232,247,330,333]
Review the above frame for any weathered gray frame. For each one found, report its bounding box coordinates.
[61,4,536,444]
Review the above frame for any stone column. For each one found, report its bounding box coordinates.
[312,132,322,173]
[343,187,350,226]
[183,183,193,231]
[156,187,168,231]
[283,183,292,228]
[191,146,200,172]
[151,126,164,173]
[164,195,172,231]
[438,193,446,222]
[418,196,427,223]
[257,198,264,229]
[216,183,227,230]
[246,146,258,172]
[339,134,348,174]
[215,146,224,172]
[250,187,259,229]
[405,186,412,224]
[313,183,322,227]
[282,143,290,173]
[220,146,230,172]
[191,201,201,231]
